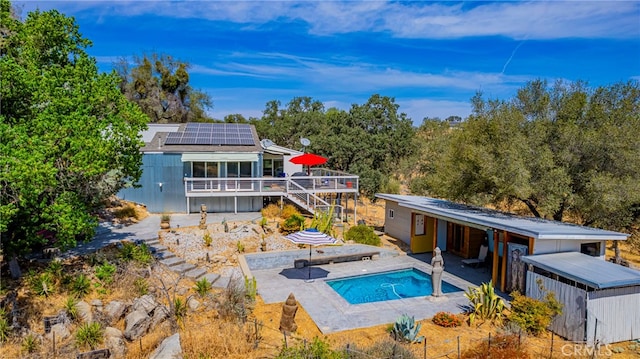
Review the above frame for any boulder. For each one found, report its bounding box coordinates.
[45,323,70,341]
[132,294,157,315]
[104,327,127,359]
[104,301,127,324]
[124,309,151,341]
[150,333,183,359]
[75,301,93,323]
[91,299,103,308]
[187,297,200,311]
[151,306,169,330]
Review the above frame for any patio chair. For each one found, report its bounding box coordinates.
[461,245,489,268]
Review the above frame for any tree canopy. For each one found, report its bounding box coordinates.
[116,53,213,123]
[410,79,640,234]
[0,0,148,255]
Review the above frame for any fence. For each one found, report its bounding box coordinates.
[241,318,632,359]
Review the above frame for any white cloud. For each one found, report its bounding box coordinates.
[398,99,472,123]
[33,1,640,40]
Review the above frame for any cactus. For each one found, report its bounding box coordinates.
[392,314,424,343]
[464,280,505,326]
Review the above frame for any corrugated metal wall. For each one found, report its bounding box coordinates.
[118,153,186,213]
[188,196,263,213]
[527,272,587,342]
[586,286,640,344]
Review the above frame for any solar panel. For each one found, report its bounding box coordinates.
[162,123,256,146]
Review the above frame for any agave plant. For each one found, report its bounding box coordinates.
[392,314,424,343]
[464,280,505,326]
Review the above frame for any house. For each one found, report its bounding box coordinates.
[375,194,630,292]
[118,123,359,217]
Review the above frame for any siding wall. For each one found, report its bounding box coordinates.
[188,196,263,213]
[586,286,640,344]
[118,153,185,213]
[534,239,607,258]
[384,201,412,246]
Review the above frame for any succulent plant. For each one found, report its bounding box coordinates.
[392,314,424,343]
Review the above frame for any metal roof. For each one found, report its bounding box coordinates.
[375,194,629,241]
[521,252,640,289]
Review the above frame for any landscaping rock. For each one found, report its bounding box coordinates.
[124,309,152,341]
[150,333,183,359]
[187,297,200,311]
[45,323,70,341]
[75,301,93,323]
[151,306,169,329]
[104,327,127,359]
[91,299,103,308]
[104,301,127,324]
[132,294,157,315]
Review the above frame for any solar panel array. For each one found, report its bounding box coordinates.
[164,123,255,146]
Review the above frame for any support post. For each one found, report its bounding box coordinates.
[492,230,499,286]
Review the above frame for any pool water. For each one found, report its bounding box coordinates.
[326,268,462,305]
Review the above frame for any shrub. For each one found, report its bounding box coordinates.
[118,241,153,265]
[203,231,212,247]
[0,308,9,342]
[244,276,257,302]
[465,280,505,326]
[344,225,381,246]
[218,277,248,321]
[280,204,300,220]
[508,280,562,336]
[71,273,92,297]
[134,277,149,296]
[46,260,64,278]
[281,214,306,234]
[276,337,345,359]
[432,311,462,328]
[29,271,56,297]
[64,297,79,321]
[76,322,103,350]
[21,334,39,354]
[95,262,116,285]
[236,240,245,253]
[194,277,212,297]
[173,297,187,322]
[461,333,529,359]
[113,203,138,219]
[348,339,416,359]
[392,314,424,343]
[261,203,281,218]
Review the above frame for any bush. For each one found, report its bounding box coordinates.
[508,280,562,336]
[281,214,305,234]
[28,271,56,297]
[344,225,381,246]
[0,308,9,342]
[348,339,416,359]
[113,203,138,219]
[261,204,280,218]
[134,277,149,296]
[465,280,505,326]
[95,262,116,285]
[281,204,300,220]
[432,312,462,328]
[461,333,529,359]
[203,231,212,247]
[276,337,345,359]
[194,277,212,297]
[71,273,92,297]
[118,241,153,265]
[76,322,103,350]
[21,334,39,354]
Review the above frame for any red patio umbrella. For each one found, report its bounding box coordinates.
[289,153,328,174]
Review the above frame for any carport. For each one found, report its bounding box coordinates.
[522,252,640,344]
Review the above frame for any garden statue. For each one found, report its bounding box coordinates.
[199,204,207,229]
[279,293,299,334]
[431,247,444,297]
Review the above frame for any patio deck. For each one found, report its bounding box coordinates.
[243,246,482,334]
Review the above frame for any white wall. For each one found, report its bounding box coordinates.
[384,201,412,245]
[534,239,607,259]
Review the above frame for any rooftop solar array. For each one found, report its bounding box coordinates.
[164,123,255,146]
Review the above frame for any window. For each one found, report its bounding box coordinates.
[193,162,206,177]
[389,209,394,219]
[192,162,218,178]
[581,242,601,257]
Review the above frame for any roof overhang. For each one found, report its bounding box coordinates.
[181,153,259,162]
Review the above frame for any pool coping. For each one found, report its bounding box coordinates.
[246,251,477,334]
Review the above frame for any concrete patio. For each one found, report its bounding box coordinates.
[243,246,481,334]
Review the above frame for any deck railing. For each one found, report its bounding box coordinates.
[183,175,358,196]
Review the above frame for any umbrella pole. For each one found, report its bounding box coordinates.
[308,245,312,280]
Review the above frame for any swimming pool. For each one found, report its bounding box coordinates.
[326,268,462,304]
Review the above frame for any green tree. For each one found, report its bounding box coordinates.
[413,80,640,237]
[115,53,213,123]
[0,1,148,255]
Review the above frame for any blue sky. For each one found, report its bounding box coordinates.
[17,1,640,125]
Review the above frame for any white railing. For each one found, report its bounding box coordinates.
[184,175,358,195]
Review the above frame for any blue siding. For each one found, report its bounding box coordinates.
[118,154,185,213]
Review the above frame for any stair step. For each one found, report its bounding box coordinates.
[171,262,196,275]
[154,250,175,260]
[145,239,161,245]
[212,276,232,289]
[147,244,167,253]
[159,256,184,267]
[203,273,221,284]
[184,267,207,280]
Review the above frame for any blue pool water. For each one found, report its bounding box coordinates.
[327,268,462,305]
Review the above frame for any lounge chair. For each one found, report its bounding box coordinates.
[461,245,489,268]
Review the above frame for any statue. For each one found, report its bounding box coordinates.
[279,293,299,334]
[431,247,444,297]
[199,204,207,229]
